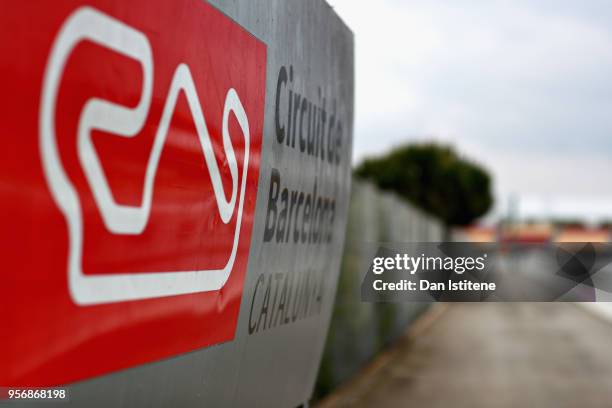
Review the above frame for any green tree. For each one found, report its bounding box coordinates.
[356,143,493,226]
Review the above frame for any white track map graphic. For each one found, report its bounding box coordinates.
[39,7,250,305]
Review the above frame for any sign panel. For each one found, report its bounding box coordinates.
[2,0,265,385]
[1,0,353,406]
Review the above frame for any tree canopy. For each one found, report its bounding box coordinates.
[355,143,493,226]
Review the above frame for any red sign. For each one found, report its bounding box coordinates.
[0,0,266,385]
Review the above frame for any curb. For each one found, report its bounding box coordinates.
[316,303,449,407]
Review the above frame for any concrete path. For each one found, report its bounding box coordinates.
[319,303,612,408]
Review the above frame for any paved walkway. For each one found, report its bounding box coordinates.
[319,303,612,408]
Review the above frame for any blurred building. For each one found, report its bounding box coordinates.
[456,223,611,243]
[553,227,611,243]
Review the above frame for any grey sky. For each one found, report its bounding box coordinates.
[330,0,612,222]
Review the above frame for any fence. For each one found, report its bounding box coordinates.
[315,180,444,397]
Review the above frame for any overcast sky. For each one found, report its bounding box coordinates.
[330,0,612,223]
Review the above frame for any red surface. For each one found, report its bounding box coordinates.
[0,0,266,385]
